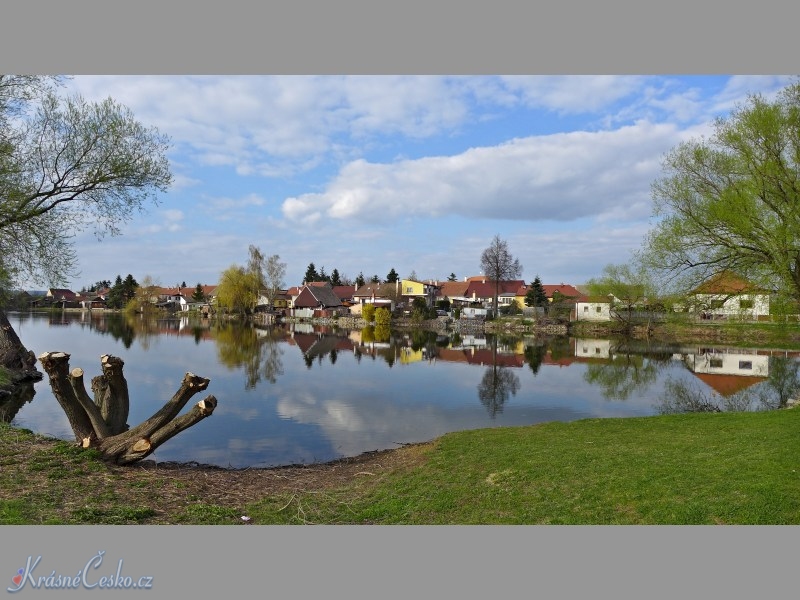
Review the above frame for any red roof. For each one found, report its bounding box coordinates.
[464,280,525,299]
[542,284,582,299]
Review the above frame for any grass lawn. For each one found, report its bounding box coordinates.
[2,407,798,525]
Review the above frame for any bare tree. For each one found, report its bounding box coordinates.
[263,254,287,310]
[480,234,522,318]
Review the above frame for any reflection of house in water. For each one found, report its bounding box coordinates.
[679,348,769,397]
[433,347,524,368]
[574,338,613,359]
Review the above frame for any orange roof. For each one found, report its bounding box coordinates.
[693,373,767,397]
[692,271,764,295]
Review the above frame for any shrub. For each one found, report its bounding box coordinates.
[375,307,391,327]
[362,303,376,323]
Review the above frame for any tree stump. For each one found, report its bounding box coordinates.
[38,352,218,465]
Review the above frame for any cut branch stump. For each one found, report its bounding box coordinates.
[39,351,218,465]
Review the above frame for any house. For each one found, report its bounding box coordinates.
[76,286,113,310]
[352,282,401,315]
[331,285,359,307]
[463,277,526,310]
[399,279,439,307]
[42,288,79,308]
[688,271,770,320]
[542,283,583,303]
[574,295,616,322]
[436,280,471,308]
[157,287,190,312]
[291,282,345,318]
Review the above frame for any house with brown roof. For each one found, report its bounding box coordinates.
[40,288,79,308]
[542,283,583,302]
[352,282,402,315]
[292,282,345,318]
[688,271,770,320]
[463,278,526,310]
[436,280,471,307]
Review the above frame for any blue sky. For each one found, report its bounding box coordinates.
[57,75,794,291]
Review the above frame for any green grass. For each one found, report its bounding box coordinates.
[1,410,799,524]
[246,409,800,524]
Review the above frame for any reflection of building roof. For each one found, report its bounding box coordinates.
[692,373,767,397]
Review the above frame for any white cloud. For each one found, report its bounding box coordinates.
[497,75,647,113]
[282,121,682,224]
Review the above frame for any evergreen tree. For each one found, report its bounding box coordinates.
[386,268,399,283]
[525,276,548,308]
[304,262,319,283]
[370,274,380,284]
[192,283,206,302]
[330,268,342,286]
[355,272,366,288]
[447,272,457,282]
[319,265,328,282]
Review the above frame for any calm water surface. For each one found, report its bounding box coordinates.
[4,311,795,468]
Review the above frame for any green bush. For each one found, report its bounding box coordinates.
[375,307,391,327]
[362,303,376,323]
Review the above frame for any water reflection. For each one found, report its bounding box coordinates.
[657,347,800,414]
[7,310,800,467]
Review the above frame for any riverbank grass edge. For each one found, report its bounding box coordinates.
[2,407,798,525]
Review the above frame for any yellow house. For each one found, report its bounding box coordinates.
[400,279,439,307]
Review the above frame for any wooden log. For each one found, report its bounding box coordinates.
[69,367,111,438]
[109,372,210,445]
[39,352,219,465]
[38,352,95,442]
[111,396,218,464]
[98,354,129,435]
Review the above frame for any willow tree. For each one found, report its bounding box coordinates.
[641,80,800,305]
[0,76,219,464]
[0,75,171,375]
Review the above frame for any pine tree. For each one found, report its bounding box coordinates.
[525,276,548,309]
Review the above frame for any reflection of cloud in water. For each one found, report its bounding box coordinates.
[277,389,528,458]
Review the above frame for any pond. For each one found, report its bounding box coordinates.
[4,311,799,468]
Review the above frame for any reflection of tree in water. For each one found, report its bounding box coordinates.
[657,378,741,414]
[657,356,800,414]
[214,323,284,389]
[477,338,520,418]
[548,336,573,362]
[524,342,547,375]
[758,356,800,410]
[477,366,520,418]
[0,381,36,423]
[584,353,660,401]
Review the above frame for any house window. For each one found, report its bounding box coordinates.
[739,299,754,309]
[596,306,602,313]
[738,361,753,370]
[406,287,413,293]
[583,306,589,312]
[709,358,723,368]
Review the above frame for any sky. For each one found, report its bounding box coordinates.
[52,75,795,292]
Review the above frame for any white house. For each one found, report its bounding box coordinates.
[574,295,616,322]
[689,272,770,320]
